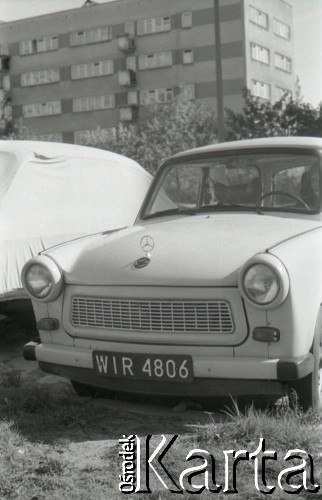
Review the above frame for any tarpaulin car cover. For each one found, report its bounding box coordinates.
[0,141,151,301]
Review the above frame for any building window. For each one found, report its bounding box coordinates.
[251,80,271,99]
[0,44,9,56]
[276,86,292,100]
[30,132,63,142]
[73,94,115,112]
[125,21,135,35]
[70,26,112,46]
[23,100,61,118]
[120,107,137,121]
[20,40,32,55]
[71,60,114,79]
[19,36,58,55]
[182,49,194,64]
[127,91,138,105]
[21,69,60,87]
[137,16,171,35]
[126,56,137,71]
[275,53,292,72]
[74,127,112,145]
[37,37,58,52]
[1,75,10,91]
[273,19,290,40]
[181,12,192,28]
[183,83,195,100]
[138,51,172,70]
[250,6,268,29]
[250,43,269,64]
[140,87,174,105]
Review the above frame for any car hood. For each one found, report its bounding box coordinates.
[43,214,322,287]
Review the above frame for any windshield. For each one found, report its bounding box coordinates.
[142,151,321,218]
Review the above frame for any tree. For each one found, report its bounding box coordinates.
[85,94,217,174]
[225,90,322,141]
[0,94,27,140]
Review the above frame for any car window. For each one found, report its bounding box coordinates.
[150,159,260,211]
[142,151,321,218]
[154,165,201,209]
[273,165,319,209]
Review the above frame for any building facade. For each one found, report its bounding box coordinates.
[0,0,294,144]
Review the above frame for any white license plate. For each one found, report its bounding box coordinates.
[93,351,193,382]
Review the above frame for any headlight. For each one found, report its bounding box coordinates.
[22,256,63,302]
[238,254,289,309]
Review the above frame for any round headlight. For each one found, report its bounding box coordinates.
[22,256,63,302]
[243,264,280,305]
[24,264,53,299]
[238,254,289,309]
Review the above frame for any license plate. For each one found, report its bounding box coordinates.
[92,351,193,383]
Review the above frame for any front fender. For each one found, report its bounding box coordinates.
[267,227,322,358]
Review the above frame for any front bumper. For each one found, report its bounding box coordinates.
[23,341,314,396]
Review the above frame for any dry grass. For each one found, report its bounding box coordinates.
[0,373,320,499]
[0,420,115,499]
[0,368,22,388]
[142,400,322,499]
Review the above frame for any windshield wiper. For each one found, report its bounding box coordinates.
[142,207,197,220]
[197,203,263,215]
[142,203,264,220]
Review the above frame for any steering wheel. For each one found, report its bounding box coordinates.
[256,190,310,209]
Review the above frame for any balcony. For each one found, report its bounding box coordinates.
[0,56,10,72]
[118,69,136,87]
[117,35,135,53]
[120,106,138,122]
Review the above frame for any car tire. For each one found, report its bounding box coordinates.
[288,314,322,412]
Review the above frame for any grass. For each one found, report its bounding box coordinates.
[0,420,111,499]
[122,400,321,499]
[0,368,22,388]
[0,371,320,499]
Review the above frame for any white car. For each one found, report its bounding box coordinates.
[22,137,322,410]
[0,140,151,318]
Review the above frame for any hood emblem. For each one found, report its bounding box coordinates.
[140,235,155,254]
[134,256,150,269]
[134,235,155,269]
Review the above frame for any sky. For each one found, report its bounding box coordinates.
[0,0,321,106]
[287,0,322,106]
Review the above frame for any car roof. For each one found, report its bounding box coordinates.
[171,137,322,160]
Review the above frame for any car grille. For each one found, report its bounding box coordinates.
[71,297,234,334]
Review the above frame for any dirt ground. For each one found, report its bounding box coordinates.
[0,320,227,444]
[0,320,321,499]
[0,325,230,498]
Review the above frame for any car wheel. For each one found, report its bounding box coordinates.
[70,380,102,397]
[288,318,322,411]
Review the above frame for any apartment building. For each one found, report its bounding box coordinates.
[0,0,295,144]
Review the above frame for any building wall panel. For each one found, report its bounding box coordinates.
[0,0,294,142]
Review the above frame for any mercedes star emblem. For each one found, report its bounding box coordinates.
[140,235,155,254]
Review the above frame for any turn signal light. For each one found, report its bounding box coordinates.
[253,327,280,342]
[37,318,59,331]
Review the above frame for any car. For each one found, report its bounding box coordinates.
[0,140,151,322]
[21,137,322,410]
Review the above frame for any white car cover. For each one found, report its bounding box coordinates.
[0,141,151,301]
